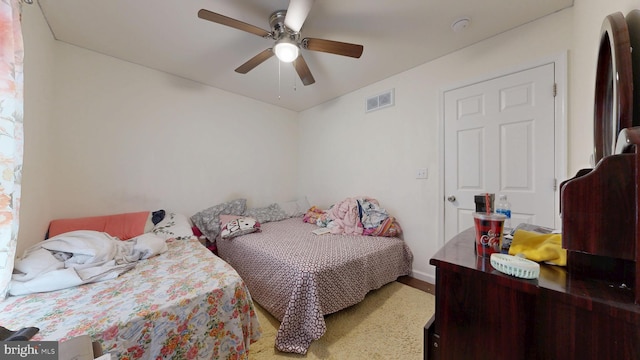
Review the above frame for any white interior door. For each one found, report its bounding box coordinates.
[444,63,557,242]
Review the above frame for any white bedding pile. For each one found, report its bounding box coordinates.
[10,230,167,296]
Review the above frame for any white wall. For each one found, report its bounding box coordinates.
[19,4,56,254]
[49,43,299,216]
[18,4,299,254]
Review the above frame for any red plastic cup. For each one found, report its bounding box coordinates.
[473,212,506,257]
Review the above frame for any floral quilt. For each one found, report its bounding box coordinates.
[0,238,261,359]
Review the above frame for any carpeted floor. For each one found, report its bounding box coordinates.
[249,281,436,360]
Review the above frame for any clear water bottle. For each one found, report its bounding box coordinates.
[496,194,512,233]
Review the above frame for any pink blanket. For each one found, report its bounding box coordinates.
[327,197,364,235]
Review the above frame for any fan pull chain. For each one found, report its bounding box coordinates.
[278,61,282,100]
[293,71,297,92]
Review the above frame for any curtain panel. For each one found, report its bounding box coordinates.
[0,0,24,300]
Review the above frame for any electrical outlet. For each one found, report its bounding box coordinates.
[416,168,428,179]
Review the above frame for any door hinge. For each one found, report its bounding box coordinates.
[553,83,557,97]
[553,178,557,191]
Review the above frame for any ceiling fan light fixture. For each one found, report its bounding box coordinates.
[274,38,299,63]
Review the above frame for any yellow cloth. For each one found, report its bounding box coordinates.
[508,229,567,266]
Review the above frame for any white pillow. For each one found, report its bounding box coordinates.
[278,197,311,218]
[278,200,300,218]
[152,212,194,240]
[296,196,311,215]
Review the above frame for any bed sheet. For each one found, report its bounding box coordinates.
[216,217,413,354]
[0,238,261,359]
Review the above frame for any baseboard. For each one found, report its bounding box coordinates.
[410,269,435,285]
[397,276,435,295]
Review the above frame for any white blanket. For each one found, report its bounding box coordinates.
[10,230,168,296]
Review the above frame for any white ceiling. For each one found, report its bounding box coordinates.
[37,0,573,112]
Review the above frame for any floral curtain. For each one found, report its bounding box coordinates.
[0,0,24,299]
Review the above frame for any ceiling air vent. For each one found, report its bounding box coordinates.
[366,89,395,113]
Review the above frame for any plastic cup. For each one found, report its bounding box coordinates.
[473,212,506,257]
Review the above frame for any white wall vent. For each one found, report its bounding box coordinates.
[366,89,395,113]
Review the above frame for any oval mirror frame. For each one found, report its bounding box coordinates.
[593,12,633,163]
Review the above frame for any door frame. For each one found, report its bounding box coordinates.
[437,52,568,248]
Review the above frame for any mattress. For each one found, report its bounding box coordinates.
[216,217,413,354]
[0,238,261,359]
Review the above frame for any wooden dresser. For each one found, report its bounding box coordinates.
[423,228,640,360]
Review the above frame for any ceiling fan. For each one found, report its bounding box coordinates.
[198,0,364,86]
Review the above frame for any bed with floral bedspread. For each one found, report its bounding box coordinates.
[0,238,261,359]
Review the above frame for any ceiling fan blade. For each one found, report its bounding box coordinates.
[235,49,275,74]
[293,54,315,86]
[198,9,271,38]
[284,0,315,33]
[302,38,364,58]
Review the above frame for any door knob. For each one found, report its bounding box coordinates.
[447,195,456,202]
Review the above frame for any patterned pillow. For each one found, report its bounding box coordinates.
[220,217,260,239]
[190,199,247,240]
[219,214,243,226]
[243,203,288,224]
[152,212,194,240]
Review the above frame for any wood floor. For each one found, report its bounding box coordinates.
[397,276,435,295]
